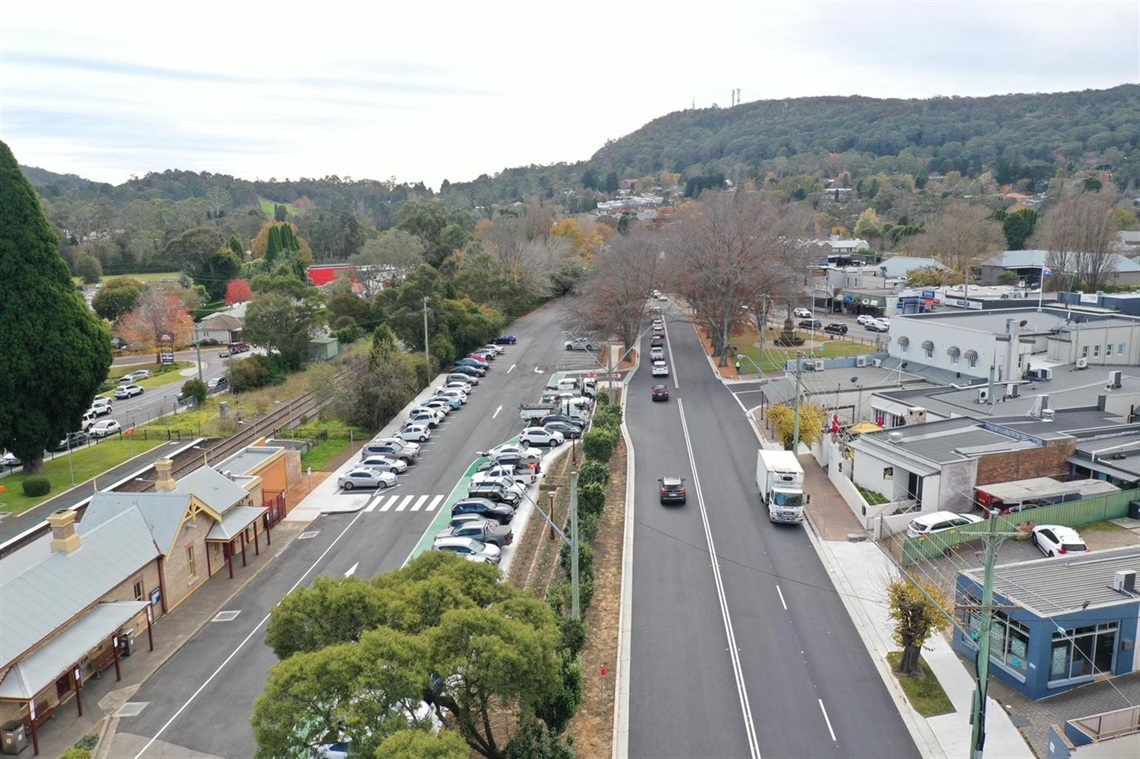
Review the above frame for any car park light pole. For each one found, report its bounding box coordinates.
[513,470,581,619]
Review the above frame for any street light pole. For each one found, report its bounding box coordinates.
[422,296,431,368]
[792,350,804,452]
[570,470,580,620]
[194,325,203,384]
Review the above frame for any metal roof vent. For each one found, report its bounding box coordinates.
[888,431,904,443]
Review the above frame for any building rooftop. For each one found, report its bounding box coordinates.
[850,417,1033,471]
[216,445,282,476]
[894,308,1070,335]
[963,545,1140,617]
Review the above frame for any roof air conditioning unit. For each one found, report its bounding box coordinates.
[802,361,816,372]
[1035,368,1053,381]
[872,358,882,368]
[855,356,867,368]
[814,360,826,372]
[1112,570,1136,593]
[977,388,990,403]
[1007,383,1020,398]
[1108,370,1122,389]
[1076,357,1089,370]
[1041,408,1055,422]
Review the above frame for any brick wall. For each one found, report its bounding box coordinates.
[975,439,1076,486]
[160,512,215,611]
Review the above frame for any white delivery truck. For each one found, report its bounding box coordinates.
[756,449,808,524]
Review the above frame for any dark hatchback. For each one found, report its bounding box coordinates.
[451,498,514,525]
[659,476,687,504]
[823,322,848,335]
[493,334,517,345]
[651,384,669,401]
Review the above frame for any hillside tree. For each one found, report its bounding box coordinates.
[241,291,321,370]
[117,287,194,352]
[0,140,113,472]
[350,228,426,293]
[908,201,1006,299]
[1034,191,1120,290]
[571,228,662,351]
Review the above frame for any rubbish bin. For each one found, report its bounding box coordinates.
[1,721,27,755]
[117,631,136,657]
[1129,500,1140,520]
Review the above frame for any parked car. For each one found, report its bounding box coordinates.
[444,381,475,395]
[2,451,22,467]
[905,511,983,538]
[493,334,517,345]
[338,468,397,490]
[455,358,489,373]
[652,323,664,335]
[451,362,486,377]
[89,419,123,438]
[207,376,228,391]
[564,337,595,351]
[446,372,479,386]
[1031,525,1089,557]
[469,349,495,361]
[451,497,514,525]
[823,323,848,335]
[470,474,526,500]
[359,440,417,463]
[421,399,454,415]
[375,437,420,455]
[432,536,502,564]
[358,455,408,475]
[129,369,152,381]
[51,431,89,452]
[397,424,431,443]
[652,384,670,401]
[798,319,822,331]
[651,361,669,377]
[465,352,490,365]
[482,463,536,484]
[650,335,665,348]
[467,481,521,506]
[434,388,468,404]
[856,314,876,326]
[436,520,514,548]
[91,397,113,415]
[650,346,665,361]
[482,343,506,355]
[659,476,687,504]
[543,421,582,440]
[539,415,582,430]
[876,317,891,328]
[407,410,441,428]
[793,307,812,318]
[864,320,890,333]
[114,384,144,399]
[487,444,543,462]
[520,427,564,448]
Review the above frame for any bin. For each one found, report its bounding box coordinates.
[1,721,27,755]
[117,631,136,657]
[1129,500,1140,520]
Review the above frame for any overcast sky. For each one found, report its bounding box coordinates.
[2,1,1137,189]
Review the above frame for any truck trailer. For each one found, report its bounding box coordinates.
[756,449,808,523]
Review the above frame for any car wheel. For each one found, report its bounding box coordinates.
[343,482,354,490]
[1048,549,1055,558]
[381,479,391,488]
[419,435,428,442]
[1030,532,1038,546]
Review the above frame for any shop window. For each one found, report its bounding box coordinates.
[959,591,1032,674]
[1050,622,1118,682]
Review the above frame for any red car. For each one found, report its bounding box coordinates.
[651,384,669,402]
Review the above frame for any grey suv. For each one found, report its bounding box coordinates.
[466,481,521,507]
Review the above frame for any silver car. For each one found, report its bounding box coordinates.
[432,536,502,564]
[358,455,408,475]
[337,468,397,490]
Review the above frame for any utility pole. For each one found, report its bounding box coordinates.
[971,510,1000,759]
[570,471,580,620]
[421,296,430,367]
[194,325,203,384]
[757,295,770,363]
[792,350,804,452]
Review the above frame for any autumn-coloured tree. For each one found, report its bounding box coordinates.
[887,577,950,676]
[225,278,252,306]
[571,229,662,352]
[767,403,827,450]
[118,287,194,352]
[551,218,611,260]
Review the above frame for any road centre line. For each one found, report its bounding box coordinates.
[133,509,370,758]
[776,584,788,610]
[677,398,760,759]
[819,699,837,742]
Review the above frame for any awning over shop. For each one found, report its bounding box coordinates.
[0,601,148,699]
[206,506,268,541]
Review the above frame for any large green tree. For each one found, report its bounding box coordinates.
[0,140,113,471]
[91,276,144,322]
[241,291,320,370]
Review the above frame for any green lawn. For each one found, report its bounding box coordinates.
[300,436,352,471]
[259,197,298,217]
[0,436,167,515]
[736,338,874,374]
[886,652,954,717]
[107,361,192,385]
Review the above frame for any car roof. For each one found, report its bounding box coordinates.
[662,476,683,485]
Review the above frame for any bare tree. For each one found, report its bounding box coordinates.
[1033,192,1120,291]
[908,201,1005,299]
[571,230,662,350]
[350,229,425,294]
[666,192,812,365]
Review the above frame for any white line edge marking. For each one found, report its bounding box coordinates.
[678,398,761,759]
[663,320,680,390]
[133,509,369,758]
[819,699,837,742]
[776,584,788,610]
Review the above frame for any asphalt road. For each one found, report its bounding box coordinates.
[115,302,588,758]
[626,306,918,758]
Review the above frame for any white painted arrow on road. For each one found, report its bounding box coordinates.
[507,363,516,373]
[534,366,544,374]
[344,563,358,577]
[492,405,502,419]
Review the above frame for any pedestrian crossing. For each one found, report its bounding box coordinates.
[364,493,446,513]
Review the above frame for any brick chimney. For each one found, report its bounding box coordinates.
[48,510,81,554]
[154,458,176,492]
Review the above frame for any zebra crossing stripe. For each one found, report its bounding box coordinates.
[379,495,400,512]
[410,495,429,511]
[365,496,381,513]
[395,495,415,511]
[426,494,444,512]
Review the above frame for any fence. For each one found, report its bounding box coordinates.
[900,487,1140,566]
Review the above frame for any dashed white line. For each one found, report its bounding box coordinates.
[776,584,788,610]
[819,699,837,742]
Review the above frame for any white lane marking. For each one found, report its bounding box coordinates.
[534,366,544,373]
[508,363,516,373]
[819,699,837,742]
[132,508,369,758]
[425,494,444,512]
[379,495,400,512]
[776,585,788,610]
[394,495,414,511]
[410,495,429,511]
[677,398,761,759]
[492,405,502,419]
[344,562,358,577]
[664,322,680,390]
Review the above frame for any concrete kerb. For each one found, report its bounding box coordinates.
[612,350,638,759]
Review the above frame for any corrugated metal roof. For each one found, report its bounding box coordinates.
[215,446,282,477]
[207,506,268,541]
[83,492,190,553]
[175,467,249,515]
[0,509,160,668]
[984,249,1140,273]
[963,546,1140,616]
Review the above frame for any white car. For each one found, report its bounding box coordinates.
[519,427,564,448]
[397,424,431,443]
[89,419,122,438]
[338,468,397,490]
[114,384,144,399]
[358,455,408,475]
[651,361,669,377]
[1031,525,1089,557]
[856,314,875,326]
[906,511,984,538]
[421,399,453,415]
[483,343,506,355]
[129,369,152,381]
[375,437,421,455]
[407,410,441,428]
[91,398,113,415]
[793,307,812,318]
[488,444,543,462]
[649,346,665,361]
[877,317,891,328]
[471,473,527,499]
[432,536,502,564]
[484,463,535,484]
[434,388,467,404]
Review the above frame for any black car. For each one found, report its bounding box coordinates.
[823,322,848,335]
[451,497,514,525]
[466,481,520,506]
[450,364,485,378]
[651,384,669,402]
[650,335,665,348]
[659,476,687,504]
[51,431,89,452]
[798,319,822,331]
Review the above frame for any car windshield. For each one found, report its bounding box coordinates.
[772,491,803,508]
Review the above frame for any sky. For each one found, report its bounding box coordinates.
[2,1,1138,190]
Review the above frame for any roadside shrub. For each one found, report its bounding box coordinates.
[180,378,208,405]
[593,404,622,430]
[22,476,51,497]
[578,482,606,519]
[582,428,618,463]
[578,511,600,542]
[595,392,609,407]
[578,460,610,487]
[59,749,90,759]
[558,617,587,657]
[549,576,595,618]
[559,540,594,579]
[534,652,583,735]
[74,735,99,750]
[228,354,285,392]
[506,718,576,759]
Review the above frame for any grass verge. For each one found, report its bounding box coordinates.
[737,339,873,374]
[886,652,954,717]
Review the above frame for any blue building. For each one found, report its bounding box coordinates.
[955,546,1140,701]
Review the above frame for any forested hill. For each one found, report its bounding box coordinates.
[443,85,1140,204]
